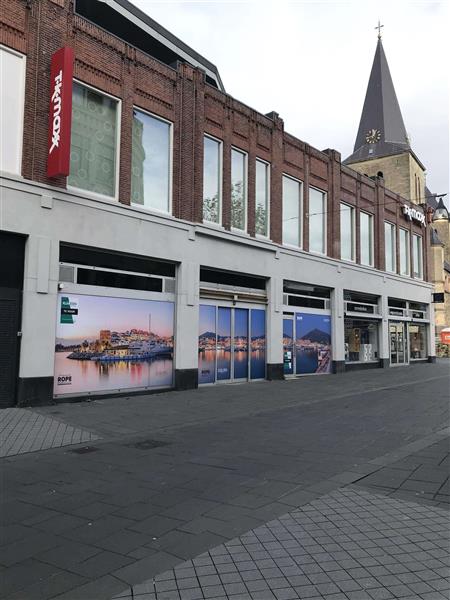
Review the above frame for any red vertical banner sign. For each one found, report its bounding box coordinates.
[47,47,74,178]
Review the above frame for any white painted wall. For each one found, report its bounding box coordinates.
[0,174,435,381]
[0,47,25,175]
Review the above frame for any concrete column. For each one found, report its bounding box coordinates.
[174,260,199,389]
[266,274,283,379]
[18,235,59,405]
[331,285,345,372]
[427,302,436,360]
[379,295,390,367]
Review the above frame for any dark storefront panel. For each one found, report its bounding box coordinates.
[0,232,25,407]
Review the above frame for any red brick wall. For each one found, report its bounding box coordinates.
[0,0,429,280]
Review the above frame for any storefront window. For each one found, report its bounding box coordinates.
[255,159,270,237]
[231,148,247,231]
[409,324,427,360]
[344,318,379,363]
[131,109,171,212]
[203,136,222,224]
[69,82,119,197]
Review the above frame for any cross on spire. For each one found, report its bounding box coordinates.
[375,20,384,39]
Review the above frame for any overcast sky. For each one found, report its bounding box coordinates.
[134,0,449,203]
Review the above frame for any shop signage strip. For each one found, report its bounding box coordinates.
[47,46,74,178]
[403,204,425,226]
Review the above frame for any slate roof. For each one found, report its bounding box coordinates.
[431,228,444,246]
[426,186,439,210]
[445,261,450,274]
[345,39,412,165]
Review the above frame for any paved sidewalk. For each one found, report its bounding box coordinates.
[113,486,449,600]
[1,363,449,599]
[0,408,100,457]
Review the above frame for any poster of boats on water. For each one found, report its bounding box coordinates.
[295,313,332,374]
[54,293,174,396]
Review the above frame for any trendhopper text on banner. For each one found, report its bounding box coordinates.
[47,47,74,178]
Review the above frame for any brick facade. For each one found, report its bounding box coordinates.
[0,0,429,280]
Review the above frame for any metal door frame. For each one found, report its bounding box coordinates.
[283,314,295,376]
[199,300,266,384]
[389,321,409,366]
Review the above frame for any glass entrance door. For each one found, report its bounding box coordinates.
[199,305,266,384]
[283,317,295,375]
[390,322,408,365]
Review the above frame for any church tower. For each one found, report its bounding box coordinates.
[344,29,426,205]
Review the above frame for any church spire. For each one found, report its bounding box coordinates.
[344,35,410,165]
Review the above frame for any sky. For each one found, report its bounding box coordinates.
[57,295,174,341]
[134,0,449,204]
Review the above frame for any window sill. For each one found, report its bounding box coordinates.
[67,185,117,203]
[130,202,172,217]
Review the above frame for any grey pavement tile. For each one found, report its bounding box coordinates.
[113,552,181,586]
[51,574,126,599]
[69,550,134,578]
[8,570,89,600]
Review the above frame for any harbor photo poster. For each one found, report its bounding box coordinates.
[54,293,174,396]
[295,312,332,374]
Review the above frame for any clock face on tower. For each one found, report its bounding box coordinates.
[365,128,381,144]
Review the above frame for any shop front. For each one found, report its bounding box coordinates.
[388,299,429,366]
[344,292,381,369]
[53,245,176,398]
[198,304,266,384]
[282,282,332,376]
[197,267,267,385]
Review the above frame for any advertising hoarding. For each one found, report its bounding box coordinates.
[54,293,174,396]
[295,313,332,374]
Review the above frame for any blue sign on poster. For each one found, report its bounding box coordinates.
[295,313,332,374]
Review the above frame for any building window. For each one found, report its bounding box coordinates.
[282,175,302,247]
[399,229,410,276]
[384,222,396,273]
[340,203,355,261]
[412,234,423,279]
[409,323,427,359]
[309,187,326,254]
[255,159,270,237]
[360,212,374,266]
[68,81,119,198]
[345,318,379,363]
[203,135,222,224]
[0,46,25,175]
[131,109,171,213]
[231,148,247,231]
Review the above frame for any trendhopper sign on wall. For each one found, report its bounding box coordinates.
[403,204,426,226]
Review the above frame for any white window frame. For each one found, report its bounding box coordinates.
[0,45,26,176]
[308,186,327,256]
[412,234,423,279]
[203,133,223,227]
[131,106,173,216]
[399,228,411,277]
[255,158,270,239]
[68,79,121,202]
[384,221,397,273]
[231,146,248,233]
[340,203,356,262]
[359,211,374,267]
[282,173,303,249]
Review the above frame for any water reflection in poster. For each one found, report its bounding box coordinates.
[198,304,216,384]
[250,309,266,379]
[234,308,248,379]
[295,313,331,374]
[217,307,231,380]
[54,293,174,396]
